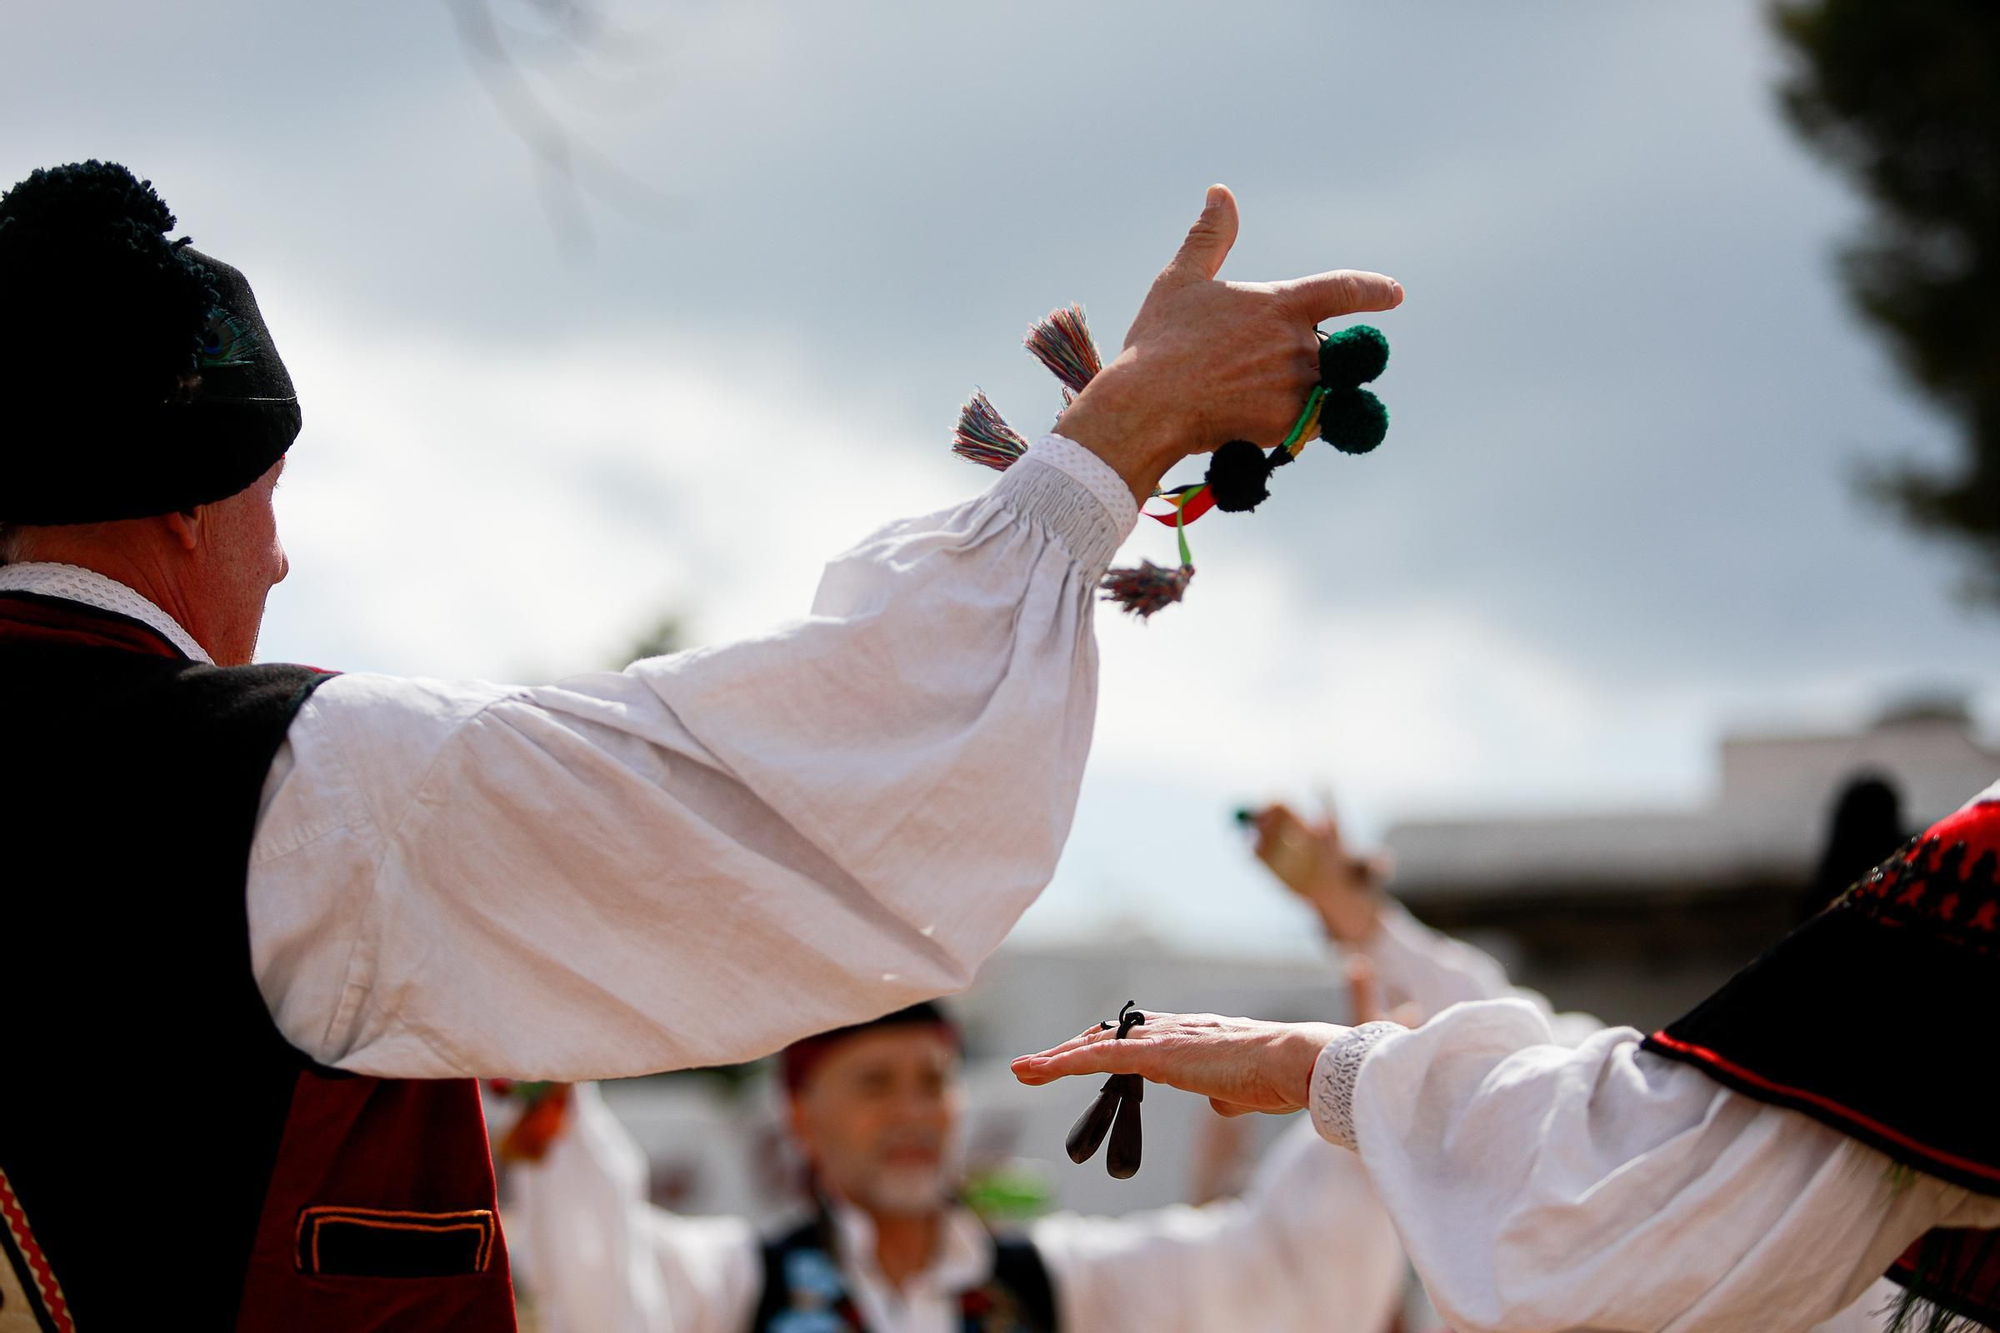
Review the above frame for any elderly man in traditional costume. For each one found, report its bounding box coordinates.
[0,160,1401,1332]
[1016,793,2000,1332]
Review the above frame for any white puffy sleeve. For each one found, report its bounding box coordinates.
[510,1084,760,1333]
[1029,1118,1405,1333]
[1306,1001,2000,1333]
[247,437,1136,1078]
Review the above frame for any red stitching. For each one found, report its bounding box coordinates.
[0,1168,76,1333]
[1647,1032,2000,1183]
[294,1206,497,1275]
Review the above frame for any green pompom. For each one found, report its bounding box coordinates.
[1319,387,1389,454]
[1318,325,1389,389]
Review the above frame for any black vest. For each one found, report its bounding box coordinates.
[0,622,327,1328]
[751,1212,1055,1333]
[0,597,517,1332]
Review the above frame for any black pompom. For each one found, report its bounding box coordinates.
[1206,439,1272,512]
[0,160,216,399]
[0,159,176,237]
[1319,325,1389,389]
[1319,387,1390,454]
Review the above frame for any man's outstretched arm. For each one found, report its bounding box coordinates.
[246,188,1401,1080]
[1013,1007,2000,1332]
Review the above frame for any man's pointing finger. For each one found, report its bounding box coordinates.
[1276,268,1405,323]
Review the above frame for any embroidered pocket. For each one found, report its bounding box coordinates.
[294,1206,496,1278]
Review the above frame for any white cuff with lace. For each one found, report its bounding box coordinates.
[1308,1021,1406,1150]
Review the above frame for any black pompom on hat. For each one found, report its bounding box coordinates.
[0,160,300,525]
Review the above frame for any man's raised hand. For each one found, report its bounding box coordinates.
[1059,185,1404,503]
[1251,802,1387,945]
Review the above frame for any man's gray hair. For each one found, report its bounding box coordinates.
[0,525,36,565]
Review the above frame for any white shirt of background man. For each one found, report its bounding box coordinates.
[512,1081,1406,1333]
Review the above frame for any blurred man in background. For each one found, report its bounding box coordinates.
[511,991,1405,1332]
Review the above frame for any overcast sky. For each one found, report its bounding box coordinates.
[9,0,1994,952]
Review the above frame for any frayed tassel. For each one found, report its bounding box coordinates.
[1883,1229,2000,1333]
[1884,1289,1989,1333]
[953,390,1032,471]
[1025,304,1103,397]
[1100,560,1193,618]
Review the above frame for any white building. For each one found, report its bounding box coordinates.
[1381,700,2000,1028]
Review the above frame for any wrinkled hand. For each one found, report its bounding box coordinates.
[1251,802,1386,944]
[1060,185,1404,503]
[1011,1011,1349,1118]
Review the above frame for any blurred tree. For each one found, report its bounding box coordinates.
[1771,1,2000,599]
[623,612,687,664]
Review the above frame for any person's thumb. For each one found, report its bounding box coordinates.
[1161,185,1238,285]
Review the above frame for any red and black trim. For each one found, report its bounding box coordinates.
[0,1166,75,1333]
[1643,798,2000,1328]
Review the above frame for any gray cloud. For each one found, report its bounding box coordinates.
[7,0,1993,948]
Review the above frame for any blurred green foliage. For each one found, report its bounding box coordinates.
[1772,1,2000,599]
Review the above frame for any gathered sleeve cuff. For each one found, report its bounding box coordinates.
[1308,1022,1407,1150]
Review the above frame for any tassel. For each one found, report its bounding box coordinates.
[951,309,1395,616]
[952,390,1032,471]
[1885,1229,2000,1333]
[1024,304,1103,397]
[1100,560,1193,619]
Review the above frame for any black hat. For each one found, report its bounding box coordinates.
[0,161,300,525]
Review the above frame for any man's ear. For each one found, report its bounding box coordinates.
[163,506,203,552]
[785,1094,814,1154]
